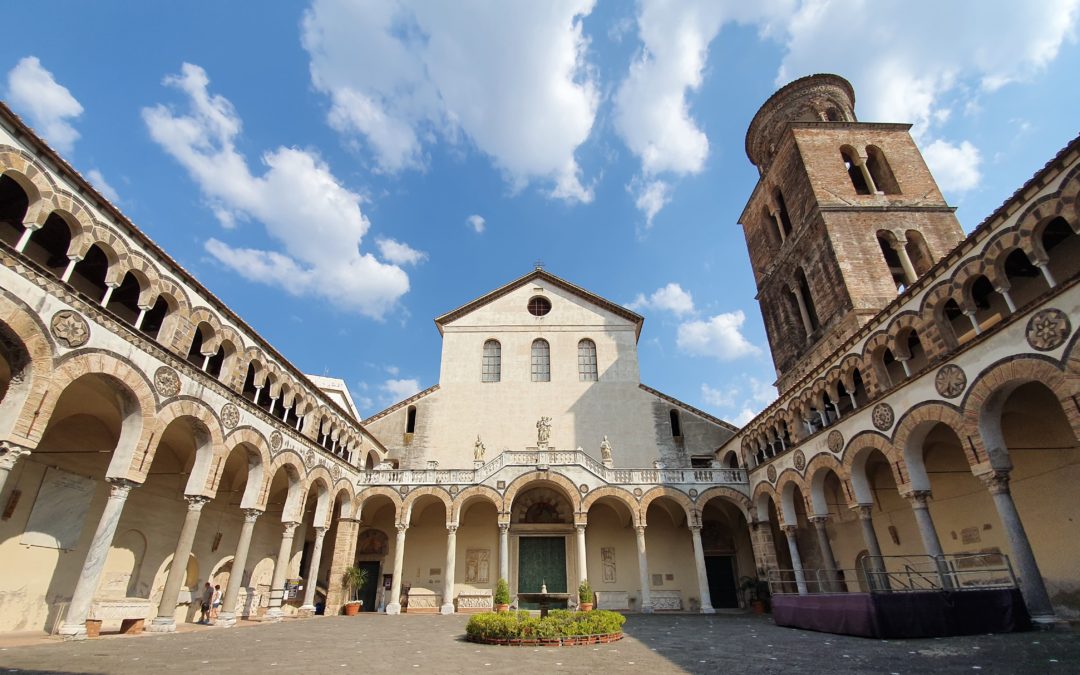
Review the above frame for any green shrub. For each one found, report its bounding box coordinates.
[578,578,593,604]
[466,609,626,641]
[494,578,511,605]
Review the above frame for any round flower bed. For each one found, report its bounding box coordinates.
[465,609,625,647]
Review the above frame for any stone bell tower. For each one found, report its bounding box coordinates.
[738,74,965,395]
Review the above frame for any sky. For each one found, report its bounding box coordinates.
[2,1,1078,424]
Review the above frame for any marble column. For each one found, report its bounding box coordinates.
[385,523,407,615]
[575,524,588,592]
[635,526,652,613]
[809,516,840,592]
[59,478,137,639]
[441,525,457,615]
[498,523,509,584]
[793,290,814,337]
[265,521,300,621]
[853,505,887,590]
[982,472,1057,623]
[892,241,918,286]
[301,526,328,613]
[0,443,31,497]
[689,525,715,614]
[905,491,951,589]
[149,495,211,631]
[219,508,262,627]
[782,525,808,595]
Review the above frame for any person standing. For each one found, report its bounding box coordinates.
[199,582,213,624]
[209,584,223,625]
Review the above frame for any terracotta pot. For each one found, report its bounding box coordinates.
[344,602,361,616]
[579,602,593,612]
[495,603,509,613]
[85,620,102,638]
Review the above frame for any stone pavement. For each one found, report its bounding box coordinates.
[0,613,1076,674]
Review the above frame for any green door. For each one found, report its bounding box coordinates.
[517,536,567,609]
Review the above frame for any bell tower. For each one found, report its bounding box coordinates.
[739,74,964,394]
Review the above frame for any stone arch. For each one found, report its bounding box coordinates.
[352,486,403,522]
[26,350,158,481]
[1015,190,1078,260]
[842,430,902,504]
[0,147,56,207]
[982,228,1034,284]
[215,427,271,508]
[581,486,640,526]
[142,397,226,494]
[964,356,1080,470]
[260,450,307,519]
[0,291,56,442]
[400,486,454,527]
[501,471,583,514]
[303,467,335,526]
[891,401,969,492]
[885,311,926,358]
[329,482,356,521]
[451,485,503,524]
[695,486,751,521]
[919,281,962,347]
[774,470,808,526]
[805,453,852,515]
[77,225,131,283]
[950,257,993,310]
[751,482,780,524]
[638,487,694,527]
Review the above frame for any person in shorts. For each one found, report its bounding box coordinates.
[210,584,223,624]
[199,582,212,624]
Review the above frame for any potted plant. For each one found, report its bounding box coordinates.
[494,578,511,613]
[578,578,593,612]
[738,576,771,614]
[343,565,370,616]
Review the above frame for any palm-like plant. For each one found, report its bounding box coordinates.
[344,566,370,603]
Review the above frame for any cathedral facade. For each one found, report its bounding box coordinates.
[0,73,1076,639]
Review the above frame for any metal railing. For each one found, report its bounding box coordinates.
[767,553,1017,595]
[356,449,748,486]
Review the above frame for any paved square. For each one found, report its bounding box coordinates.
[0,614,1077,674]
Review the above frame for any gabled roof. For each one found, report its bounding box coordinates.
[434,268,645,341]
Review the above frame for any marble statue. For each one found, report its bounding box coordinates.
[473,435,485,461]
[536,417,551,445]
[600,436,613,463]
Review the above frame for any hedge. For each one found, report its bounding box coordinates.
[465,610,625,641]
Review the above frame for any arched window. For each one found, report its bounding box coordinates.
[531,339,550,382]
[406,405,417,433]
[0,174,30,247]
[840,146,870,195]
[186,323,212,367]
[877,232,908,290]
[105,271,143,325]
[669,409,682,438]
[69,244,110,301]
[795,269,820,334]
[1041,217,1079,284]
[905,231,933,277]
[482,339,501,382]
[577,339,597,381]
[1002,248,1046,308]
[865,146,900,195]
[140,295,171,341]
[23,213,73,276]
[774,189,794,238]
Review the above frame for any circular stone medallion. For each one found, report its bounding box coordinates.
[793,450,806,471]
[450,485,460,495]
[872,403,895,431]
[934,365,967,399]
[154,366,181,397]
[633,487,643,498]
[269,431,283,452]
[766,465,777,483]
[399,485,410,496]
[1026,308,1071,352]
[50,310,90,348]
[579,483,589,494]
[688,488,699,499]
[827,429,844,454]
[220,403,240,429]
[330,464,342,480]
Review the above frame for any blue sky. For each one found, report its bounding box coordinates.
[3,1,1078,423]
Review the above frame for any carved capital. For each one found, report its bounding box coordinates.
[575,524,586,534]
[242,508,263,523]
[282,521,301,536]
[446,525,458,535]
[396,522,408,534]
[312,526,327,541]
[808,515,829,525]
[185,495,211,511]
[980,471,1011,495]
[689,524,702,534]
[635,525,647,536]
[0,442,31,470]
[106,477,137,500]
[852,504,873,521]
[904,490,933,508]
[498,523,510,534]
[781,524,798,536]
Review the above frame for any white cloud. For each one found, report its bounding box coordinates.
[85,169,120,203]
[382,377,420,401]
[922,139,982,193]
[466,214,486,233]
[627,282,695,317]
[5,56,84,154]
[676,311,761,361]
[143,63,412,319]
[384,364,400,376]
[701,383,737,409]
[376,238,427,265]
[632,179,672,228]
[701,375,777,426]
[772,0,1080,193]
[302,0,599,202]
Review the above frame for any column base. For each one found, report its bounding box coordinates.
[700,607,716,615]
[216,612,238,627]
[58,622,87,641]
[439,604,455,615]
[299,605,316,617]
[264,607,285,622]
[385,602,401,615]
[1031,614,1070,630]
[146,617,177,633]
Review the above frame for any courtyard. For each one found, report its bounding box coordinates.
[0,614,1076,674]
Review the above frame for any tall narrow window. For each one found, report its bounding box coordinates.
[840,147,870,194]
[531,339,550,382]
[406,405,417,433]
[796,269,820,333]
[669,409,682,438]
[577,339,597,381]
[482,339,501,382]
[774,189,794,238]
[866,146,900,194]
